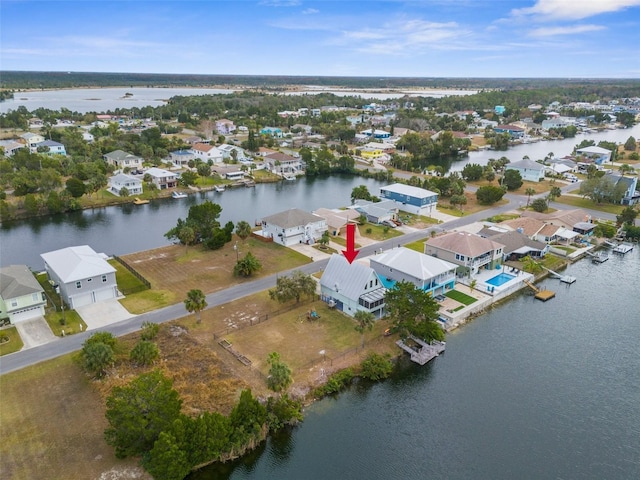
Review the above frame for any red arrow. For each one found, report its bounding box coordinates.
[342,223,360,264]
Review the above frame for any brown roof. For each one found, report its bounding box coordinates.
[521,209,590,228]
[501,217,546,236]
[426,231,504,257]
[192,143,215,153]
[265,152,297,162]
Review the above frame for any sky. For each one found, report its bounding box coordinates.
[1,0,640,78]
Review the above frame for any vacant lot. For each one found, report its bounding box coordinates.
[119,237,310,313]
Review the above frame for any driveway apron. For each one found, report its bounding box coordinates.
[14,317,58,349]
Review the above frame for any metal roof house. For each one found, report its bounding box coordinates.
[0,265,47,323]
[379,183,439,216]
[505,159,546,182]
[40,246,118,309]
[369,247,457,297]
[320,254,386,318]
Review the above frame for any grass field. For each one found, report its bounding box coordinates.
[553,195,624,215]
[118,237,310,313]
[445,289,478,306]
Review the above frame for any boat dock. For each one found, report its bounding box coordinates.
[396,335,446,365]
[613,243,634,254]
[586,251,609,263]
[542,267,576,284]
[523,279,556,301]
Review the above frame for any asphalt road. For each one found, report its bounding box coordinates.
[0,183,616,375]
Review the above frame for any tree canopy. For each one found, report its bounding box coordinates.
[384,281,443,342]
[269,270,317,304]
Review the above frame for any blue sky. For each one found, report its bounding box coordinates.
[1,0,640,78]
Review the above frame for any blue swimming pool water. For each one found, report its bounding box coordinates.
[486,272,515,287]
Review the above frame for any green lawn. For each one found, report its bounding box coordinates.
[554,196,624,215]
[108,259,150,294]
[0,326,24,355]
[404,238,429,252]
[445,289,478,306]
[44,309,86,337]
[360,223,403,241]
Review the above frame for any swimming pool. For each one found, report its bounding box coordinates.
[486,272,516,287]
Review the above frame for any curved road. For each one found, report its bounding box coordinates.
[0,182,616,375]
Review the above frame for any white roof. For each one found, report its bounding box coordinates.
[41,245,115,283]
[145,167,175,178]
[380,183,438,199]
[576,146,611,154]
[370,247,457,280]
[320,254,381,301]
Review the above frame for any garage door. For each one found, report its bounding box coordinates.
[71,292,93,309]
[10,306,44,323]
[94,287,116,302]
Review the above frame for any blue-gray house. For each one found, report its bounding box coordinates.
[379,183,438,215]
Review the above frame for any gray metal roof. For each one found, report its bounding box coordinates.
[320,254,382,301]
[40,245,115,283]
[262,209,324,229]
[380,183,438,198]
[0,265,43,299]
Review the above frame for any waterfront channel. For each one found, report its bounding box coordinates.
[193,248,640,480]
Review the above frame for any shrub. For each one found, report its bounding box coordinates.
[266,394,304,431]
[130,340,160,366]
[140,321,159,341]
[315,368,355,396]
[531,198,548,212]
[360,353,394,381]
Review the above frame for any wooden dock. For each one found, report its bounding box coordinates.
[523,279,555,301]
[396,335,446,365]
[613,243,633,254]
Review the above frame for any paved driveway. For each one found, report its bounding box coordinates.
[75,299,136,331]
[14,317,58,349]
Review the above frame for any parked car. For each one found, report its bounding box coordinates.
[381,220,396,228]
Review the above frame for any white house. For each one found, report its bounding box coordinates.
[575,146,612,165]
[144,167,177,190]
[425,231,505,276]
[108,173,143,196]
[0,265,47,323]
[35,140,67,156]
[218,144,248,161]
[20,132,46,152]
[170,150,196,167]
[260,208,327,246]
[40,246,118,309]
[320,254,386,318]
[0,140,25,156]
[215,119,236,135]
[190,143,224,163]
[505,158,545,182]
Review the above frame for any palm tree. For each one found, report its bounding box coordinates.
[469,279,477,294]
[235,220,252,242]
[184,289,207,324]
[525,187,536,208]
[354,310,375,348]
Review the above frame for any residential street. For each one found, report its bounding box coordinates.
[0,186,617,376]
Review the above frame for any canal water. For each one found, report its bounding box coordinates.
[0,175,387,268]
[192,248,640,480]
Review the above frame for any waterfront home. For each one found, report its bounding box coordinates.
[494,124,525,139]
[425,231,504,276]
[215,119,236,135]
[361,128,390,139]
[170,149,195,167]
[481,230,548,261]
[320,254,386,318]
[0,265,47,324]
[505,158,545,182]
[218,144,248,161]
[103,150,143,170]
[575,145,612,164]
[107,173,143,197]
[264,152,303,175]
[40,246,118,309]
[313,207,361,237]
[360,145,385,159]
[352,199,398,224]
[260,208,327,246]
[144,167,177,190]
[521,209,592,231]
[379,183,439,216]
[369,247,457,297]
[190,143,223,163]
[34,140,66,156]
[20,132,46,152]
[0,140,25,156]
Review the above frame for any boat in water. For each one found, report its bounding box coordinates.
[171,191,188,199]
[214,185,226,192]
[133,197,149,205]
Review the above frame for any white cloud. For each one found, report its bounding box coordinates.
[511,0,640,20]
[529,24,607,36]
[259,0,301,6]
[302,8,319,15]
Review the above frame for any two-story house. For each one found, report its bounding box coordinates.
[260,208,327,246]
[425,231,505,276]
[320,254,386,318]
[34,140,67,156]
[369,247,457,297]
[103,150,144,171]
[144,167,177,190]
[379,183,439,216]
[20,132,46,152]
[0,265,47,323]
[40,245,118,309]
[215,119,236,135]
[108,173,143,196]
[190,143,223,163]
